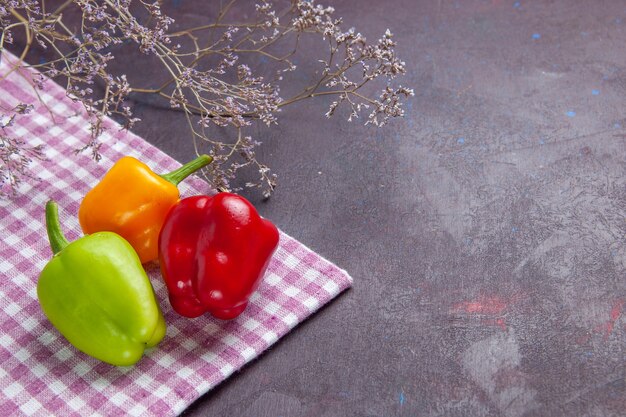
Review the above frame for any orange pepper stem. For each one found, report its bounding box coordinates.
[45,200,69,255]
[160,154,213,186]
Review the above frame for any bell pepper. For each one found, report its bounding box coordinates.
[158,193,280,319]
[38,200,166,366]
[78,154,212,264]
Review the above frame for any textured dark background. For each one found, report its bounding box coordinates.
[137,1,626,416]
[20,0,626,415]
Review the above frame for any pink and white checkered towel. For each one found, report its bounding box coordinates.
[0,53,352,416]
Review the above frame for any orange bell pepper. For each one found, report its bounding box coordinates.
[78,154,212,263]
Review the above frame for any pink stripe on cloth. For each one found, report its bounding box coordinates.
[0,52,352,416]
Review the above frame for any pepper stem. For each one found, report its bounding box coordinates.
[45,200,70,255]
[160,154,213,186]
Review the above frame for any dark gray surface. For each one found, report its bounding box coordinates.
[61,0,626,415]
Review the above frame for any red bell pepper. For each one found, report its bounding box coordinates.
[158,193,279,319]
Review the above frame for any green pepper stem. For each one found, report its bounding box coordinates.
[45,200,70,255]
[160,154,213,186]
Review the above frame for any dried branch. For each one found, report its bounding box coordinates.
[0,0,413,197]
[0,103,47,196]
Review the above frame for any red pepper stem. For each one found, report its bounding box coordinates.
[160,155,213,186]
[45,200,70,255]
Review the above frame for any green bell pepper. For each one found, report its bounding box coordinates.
[37,200,166,366]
